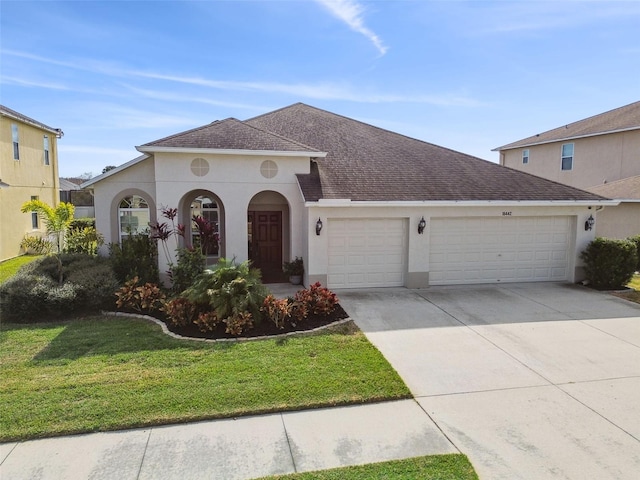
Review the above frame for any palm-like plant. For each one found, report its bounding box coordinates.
[185,258,267,323]
[20,200,75,253]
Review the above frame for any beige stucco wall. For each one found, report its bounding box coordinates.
[500,130,640,189]
[594,203,640,239]
[306,203,598,288]
[90,150,602,288]
[91,151,312,281]
[0,115,60,261]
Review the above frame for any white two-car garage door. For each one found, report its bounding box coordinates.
[328,218,407,288]
[430,216,572,285]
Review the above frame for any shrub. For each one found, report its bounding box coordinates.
[628,235,640,272]
[0,254,118,321]
[294,282,339,315]
[64,225,104,255]
[66,263,119,310]
[115,277,166,314]
[69,218,95,230]
[193,311,220,332]
[262,294,293,329]
[169,247,206,294]
[184,258,267,326]
[223,311,253,336]
[581,237,638,290]
[162,297,198,327]
[109,234,159,285]
[20,235,53,255]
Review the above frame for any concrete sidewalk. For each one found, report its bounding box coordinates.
[0,400,457,480]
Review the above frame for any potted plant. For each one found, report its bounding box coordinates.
[283,257,304,285]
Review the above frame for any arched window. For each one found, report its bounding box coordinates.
[190,195,219,257]
[118,195,150,242]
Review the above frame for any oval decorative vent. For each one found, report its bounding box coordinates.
[260,160,278,179]
[190,158,209,177]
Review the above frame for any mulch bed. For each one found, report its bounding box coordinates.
[162,303,350,340]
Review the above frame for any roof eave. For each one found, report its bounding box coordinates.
[80,154,150,188]
[1,111,63,136]
[493,126,640,151]
[136,146,327,157]
[306,199,619,207]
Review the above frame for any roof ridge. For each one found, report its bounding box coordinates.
[141,119,224,146]
[238,117,321,152]
[251,102,492,162]
[495,100,640,150]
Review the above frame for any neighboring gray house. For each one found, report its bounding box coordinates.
[83,103,613,287]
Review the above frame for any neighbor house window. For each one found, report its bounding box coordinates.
[522,149,529,164]
[561,143,574,171]
[30,196,39,229]
[43,136,50,165]
[12,124,19,160]
[118,195,150,242]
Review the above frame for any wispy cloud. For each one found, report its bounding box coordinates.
[314,0,387,55]
[1,75,71,91]
[471,1,640,35]
[3,48,483,107]
[59,145,135,156]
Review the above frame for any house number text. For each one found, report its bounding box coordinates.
[502,211,512,216]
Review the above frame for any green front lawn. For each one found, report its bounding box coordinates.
[628,273,640,291]
[259,454,478,480]
[0,316,410,441]
[0,255,41,283]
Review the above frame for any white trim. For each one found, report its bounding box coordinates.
[80,154,150,188]
[493,126,640,151]
[136,146,327,158]
[306,199,620,207]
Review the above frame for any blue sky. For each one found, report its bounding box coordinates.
[2,0,639,178]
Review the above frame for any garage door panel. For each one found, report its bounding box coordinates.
[328,218,407,288]
[430,216,572,285]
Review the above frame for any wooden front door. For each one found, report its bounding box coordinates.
[248,211,285,283]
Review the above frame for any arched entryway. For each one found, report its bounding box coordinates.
[179,190,225,265]
[248,191,290,283]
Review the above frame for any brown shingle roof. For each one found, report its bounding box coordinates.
[494,101,640,151]
[141,117,319,152]
[247,103,604,202]
[588,176,640,200]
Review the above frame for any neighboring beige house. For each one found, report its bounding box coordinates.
[588,176,640,239]
[0,105,63,261]
[494,101,640,239]
[83,103,613,288]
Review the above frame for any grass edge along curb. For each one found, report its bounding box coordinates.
[256,453,479,480]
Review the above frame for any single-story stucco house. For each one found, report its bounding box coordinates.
[82,103,615,288]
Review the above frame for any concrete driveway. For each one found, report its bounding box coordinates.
[338,282,640,480]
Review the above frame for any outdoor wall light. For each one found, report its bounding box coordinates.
[316,218,323,236]
[584,214,595,231]
[418,216,426,234]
